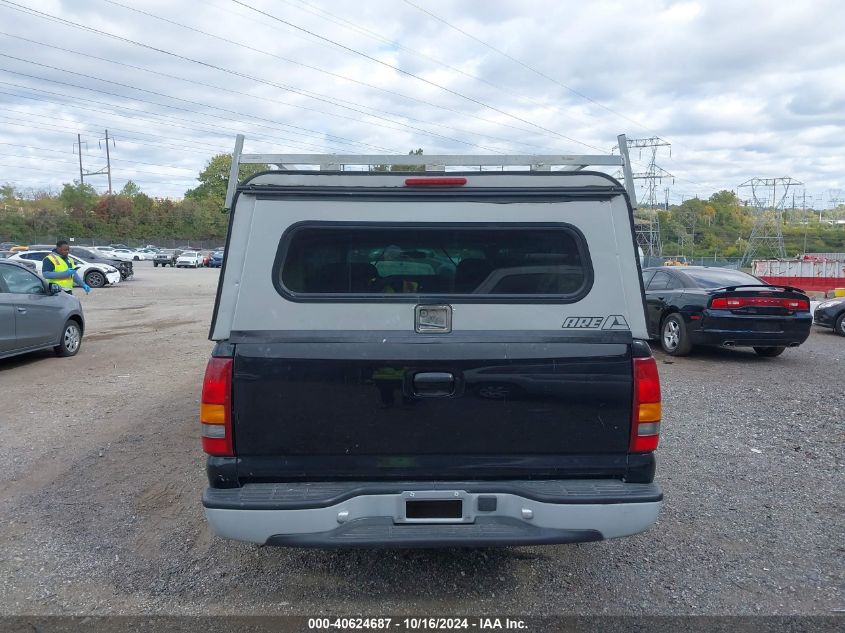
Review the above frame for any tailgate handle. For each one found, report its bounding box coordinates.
[412,372,455,397]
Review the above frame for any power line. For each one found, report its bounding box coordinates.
[0,150,199,180]
[0,78,349,155]
[0,1,518,153]
[0,110,231,157]
[0,31,549,155]
[0,32,387,152]
[0,56,376,154]
[223,0,592,131]
[401,0,660,137]
[95,3,558,152]
[0,141,200,175]
[230,0,606,153]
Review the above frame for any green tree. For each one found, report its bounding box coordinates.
[374,148,425,172]
[185,154,268,209]
[58,182,98,218]
[119,180,142,198]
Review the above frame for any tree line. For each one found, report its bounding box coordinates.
[1,153,843,256]
[0,154,266,244]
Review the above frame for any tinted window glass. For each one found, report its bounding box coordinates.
[0,265,44,294]
[21,252,45,261]
[641,270,656,287]
[648,271,674,291]
[684,268,762,288]
[279,225,590,298]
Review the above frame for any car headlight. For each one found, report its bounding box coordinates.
[818,299,845,309]
[105,266,118,273]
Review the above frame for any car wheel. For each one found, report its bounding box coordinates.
[85,270,106,288]
[661,313,692,356]
[754,346,786,357]
[834,313,845,337]
[133,256,140,261]
[153,262,158,267]
[54,319,82,357]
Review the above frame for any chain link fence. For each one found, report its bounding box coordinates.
[1,236,226,250]
[642,255,745,269]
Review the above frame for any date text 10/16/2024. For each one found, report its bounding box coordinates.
[307,617,529,631]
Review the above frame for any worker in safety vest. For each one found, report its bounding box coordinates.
[42,240,91,294]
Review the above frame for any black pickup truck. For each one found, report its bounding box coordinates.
[200,155,663,548]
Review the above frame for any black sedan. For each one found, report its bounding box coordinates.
[813,298,845,336]
[642,266,812,357]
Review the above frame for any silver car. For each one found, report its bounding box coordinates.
[0,261,85,359]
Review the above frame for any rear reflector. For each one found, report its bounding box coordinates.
[201,423,226,439]
[710,296,809,310]
[631,356,661,453]
[404,177,467,187]
[201,357,233,456]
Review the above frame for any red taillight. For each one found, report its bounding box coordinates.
[710,296,809,310]
[200,357,233,456]
[404,177,467,187]
[631,356,661,453]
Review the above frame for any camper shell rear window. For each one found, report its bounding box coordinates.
[274,222,593,303]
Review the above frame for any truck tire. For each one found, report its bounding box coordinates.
[754,346,786,357]
[661,314,692,356]
[153,262,159,267]
[85,270,106,288]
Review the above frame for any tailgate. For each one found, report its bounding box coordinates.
[232,336,632,457]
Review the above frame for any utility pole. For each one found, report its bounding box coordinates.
[104,130,113,194]
[73,134,86,184]
[75,130,114,191]
[101,130,115,195]
[802,190,809,256]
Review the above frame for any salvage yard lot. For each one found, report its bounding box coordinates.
[0,262,842,615]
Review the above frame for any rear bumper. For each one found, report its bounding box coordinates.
[203,480,662,547]
[691,311,812,347]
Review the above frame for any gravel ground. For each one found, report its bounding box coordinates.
[0,262,842,615]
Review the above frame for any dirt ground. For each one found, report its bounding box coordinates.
[0,263,842,616]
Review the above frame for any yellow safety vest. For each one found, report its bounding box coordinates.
[46,254,76,290]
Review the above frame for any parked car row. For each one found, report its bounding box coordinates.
[153,249,224,268]
[6,250,122,288]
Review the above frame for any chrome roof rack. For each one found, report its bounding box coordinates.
[224,134,637,211]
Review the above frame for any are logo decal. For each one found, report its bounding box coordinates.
[562,315,630,330]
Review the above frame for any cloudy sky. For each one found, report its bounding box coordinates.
[1,0,844,206]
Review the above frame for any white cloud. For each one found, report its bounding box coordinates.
[0,0,842,202]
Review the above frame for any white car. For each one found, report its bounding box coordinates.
[106,248,137,262]
[9,250,122,288]
[176,251,203,268]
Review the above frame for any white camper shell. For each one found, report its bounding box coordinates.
[202,136,662,548]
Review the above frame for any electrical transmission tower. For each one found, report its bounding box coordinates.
[614,137,673,258]
[827,189,842,223]
[739,177,803,266]
[73,130,115,193]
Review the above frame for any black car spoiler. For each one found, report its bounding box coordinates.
[714,284,807,294]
